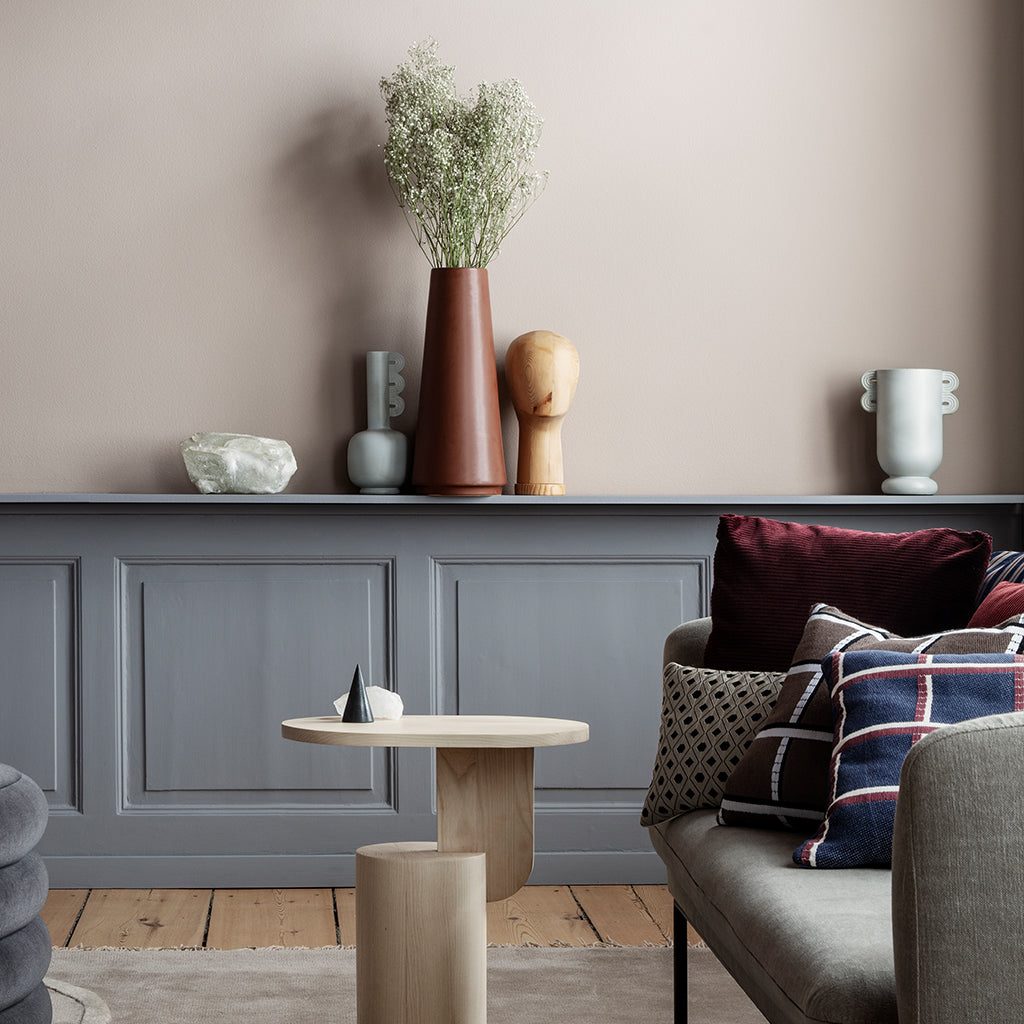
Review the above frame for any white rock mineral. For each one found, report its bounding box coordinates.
[181,432,297,494]
[333,685,404,720]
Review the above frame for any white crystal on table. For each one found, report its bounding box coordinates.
[333,685,404,720]
[181,432,297,494]
[366,686,404,719]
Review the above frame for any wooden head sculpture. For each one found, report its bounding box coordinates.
[505,331,580,495]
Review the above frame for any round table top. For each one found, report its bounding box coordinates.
[281,714,589,748]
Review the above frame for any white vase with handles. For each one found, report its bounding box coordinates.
[860,368,959,495]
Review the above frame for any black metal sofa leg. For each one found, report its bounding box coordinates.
[674,901,688,1024]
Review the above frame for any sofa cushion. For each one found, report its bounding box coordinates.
[793,650,1024,868]
[976,549,1024,603]
[650,811,897,1024]
[719,604,1024,830]
[703,515,991,673]
[0,767,48,870]
[641,664,784,826]
[968,581,1024,628]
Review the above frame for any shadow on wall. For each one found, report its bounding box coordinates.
[271,103,418,492]
[979,1,1024,488]
[829,378,878,496]
[830,0,1022,501]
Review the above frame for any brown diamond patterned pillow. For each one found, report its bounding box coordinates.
[641,663,784,827]
[718,603,1024,830]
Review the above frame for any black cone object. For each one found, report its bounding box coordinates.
[341,664,374,723]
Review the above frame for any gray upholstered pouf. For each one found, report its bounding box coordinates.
[0,768,48,870]
[0,766,50,1024]
[0,984,52,1024]
[0,919,51,1014]
[0,855,49,941]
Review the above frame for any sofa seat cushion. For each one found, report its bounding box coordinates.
[651,811,896,1024]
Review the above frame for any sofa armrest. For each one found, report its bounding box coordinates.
[663,617,712,670]
[891,710,1024,1024]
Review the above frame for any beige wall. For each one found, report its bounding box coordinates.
[2,1,1021,496]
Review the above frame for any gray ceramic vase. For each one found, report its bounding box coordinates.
[347,351,408,494]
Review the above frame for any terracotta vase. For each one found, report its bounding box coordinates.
[412,268,506,496]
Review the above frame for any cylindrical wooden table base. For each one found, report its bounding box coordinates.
[356,841,487,1024]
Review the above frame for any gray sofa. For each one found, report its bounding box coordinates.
[650,617,1024,1024]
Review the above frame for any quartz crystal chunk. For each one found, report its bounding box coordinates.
[334,685,404,720]
[181,432,297,494]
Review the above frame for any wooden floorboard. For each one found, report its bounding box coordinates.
[633,883,674,941]
[335,888,357,947]
[69,889,210,949]
[40,889,88,947]
[573,884,666,946]
[205,889,338,949]
[634,883,704,947]
[486,885,599,946]
[47,885,672,948]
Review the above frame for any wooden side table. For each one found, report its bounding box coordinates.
[281,715,589,1024]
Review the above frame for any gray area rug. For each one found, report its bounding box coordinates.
[48,945,767,1023]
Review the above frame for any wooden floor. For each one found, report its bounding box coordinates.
[41,885,698,949]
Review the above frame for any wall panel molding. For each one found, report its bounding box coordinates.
[0,494,1018,886]
[116,557,396,812]
[0,558,80,812]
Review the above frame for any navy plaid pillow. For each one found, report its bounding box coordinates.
[719,605,1024,831]
[793,649,1024,868]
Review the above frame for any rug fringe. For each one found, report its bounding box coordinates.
[60,945,355,952]
[486,941,671,950]
[60,943,670,953]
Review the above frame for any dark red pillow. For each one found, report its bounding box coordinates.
[703,514,992,672]
[968,581,1024,628]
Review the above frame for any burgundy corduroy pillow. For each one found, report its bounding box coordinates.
[703,515,991,672]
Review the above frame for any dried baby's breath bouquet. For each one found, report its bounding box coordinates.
[380,40,548,268]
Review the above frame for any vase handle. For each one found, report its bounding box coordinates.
[860,370,877,412]
[941,371,959,415]
[388,352,406,418]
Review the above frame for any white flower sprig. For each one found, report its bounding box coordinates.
[380,40,548,268]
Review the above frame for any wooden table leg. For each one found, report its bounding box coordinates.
[356,842,487,1024]
[436,746,535,902]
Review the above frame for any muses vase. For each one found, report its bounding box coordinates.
[347,351,408,494]
[505,330,580,495]
[411,268,506,496]
[860,368,959,495]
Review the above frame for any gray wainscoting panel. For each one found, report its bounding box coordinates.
[435,558,702,802]
[121,560,394,809]
[0,561,78,811]
[0,494,1019,887]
